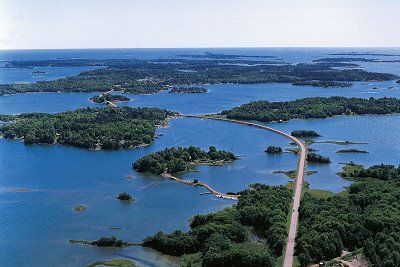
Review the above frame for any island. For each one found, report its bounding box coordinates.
[142,184,291,266]
[292,80,352,88]
[88,259,136,267]
[265,146,283,154]
[291,130,321,138]
[133,146,237,174]
[1,56,398,96]
[116,192,134,201]
[221,97,400,122]
[73,205,87,213]
[336,148,368,154]
[90,93,130,103]
[0,107,176,149]
[168,87,208,94]
[306,153,331,164]
[296,162,400,266]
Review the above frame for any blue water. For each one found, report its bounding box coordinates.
[1,48,400,266]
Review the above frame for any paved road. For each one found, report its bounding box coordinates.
[184,115,307,267]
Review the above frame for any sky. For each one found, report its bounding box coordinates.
[1,0,400,49]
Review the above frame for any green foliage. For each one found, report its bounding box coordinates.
[1,57,397,96]
[143,184,292,266]
[306,153,331,164]
[133,146,237,174]
[116,192,134,201]
[265,146,283,154]
[90,93,130,103]
[222,97,400,122]
[295,165,400,266]
[0,107,174,149]
[291,130,321,138]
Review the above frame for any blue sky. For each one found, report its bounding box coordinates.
[1,0,399,49]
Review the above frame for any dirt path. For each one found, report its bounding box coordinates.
[184,115,307,267]
[161,173,240,200]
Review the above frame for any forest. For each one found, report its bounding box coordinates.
[296,163,400,266]
[221,97,400,122]
[1,56,398,96]
[143,184,292,266]
[90,93,130,103]
[306,153,331,164]
[133,146,237,174]
[291,130,321,138]
[0,107,175,149]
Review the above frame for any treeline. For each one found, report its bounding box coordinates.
[221,97,400,122]
[133,146,237,174]
[1,57,398,96]
[291,130,321,138]
[306,153,330,164]
[342,163,400,181]
[296,163,400,266]
[143,184,292,266]
[90,93,130,103]
[168,87,207,94]
[0,107,175,149]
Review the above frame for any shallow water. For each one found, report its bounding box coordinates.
[1,48,400,266]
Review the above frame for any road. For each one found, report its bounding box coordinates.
[184,115,307,267]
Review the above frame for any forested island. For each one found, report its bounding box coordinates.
[1,56,398,96]
[133,146,237,174]
[291,130,321,138]
[336,149,368,154]
[306,153,331,164]
[90,93,130,103]
[221,97,400,122]
[292,80,353,88]
[143,184,292,266]
[0,107,175,149]
[168,86,207,94]
[296,163,400,266]
[265,146,283,154]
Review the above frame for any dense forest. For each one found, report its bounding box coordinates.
[296,163,400,266]
[90,93,130,103]
[0,107,175,149]
[221,97,400,122]
[1,56,397,96]
[143,184,292,266]
[133,146,237,174]
[306,153,331,164]
[168,87,208,94]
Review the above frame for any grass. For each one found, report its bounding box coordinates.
[88,258,136,267]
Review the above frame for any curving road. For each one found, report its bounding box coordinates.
[184,115,307,267]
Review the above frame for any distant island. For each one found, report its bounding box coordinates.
[291,130,321,138]
[1,56,398,96]
[221,97,400,122]
[336,148,368,154]
[0,107,175,149]
[133,146,237,174]
[168,87,207,94]
[90,92,130,103]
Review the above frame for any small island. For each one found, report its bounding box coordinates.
[306,153,331,164]
[291,130,321,138]
[292,80,352,88]
[133,146,237,174]
[265,146,283,154]
[90,93,130,103]
[168,87,208,94]
[336,148,368,154]
[88,259,136,267]
[117,192,134,201]
[73,205,87,212]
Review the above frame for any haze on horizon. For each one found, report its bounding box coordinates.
[1,0,400,50]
